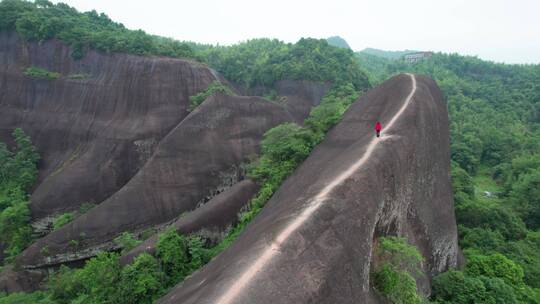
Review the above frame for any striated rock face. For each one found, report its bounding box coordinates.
[119,179,260,266]
[157,74,459,304]
[1,32,331,291]
[14,93,310,269]
[0,31,218,220]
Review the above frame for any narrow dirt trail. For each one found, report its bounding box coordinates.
[216,73,418,304]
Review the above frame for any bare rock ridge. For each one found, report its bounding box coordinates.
[157,74,459,304]
[16,93,303,269]
[120,179,260,266]
[0,31,218,221]
[0,31,331,289]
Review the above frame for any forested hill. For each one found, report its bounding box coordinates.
[358,52,540,302]
[0,0,370,92]
[326,35,351,49]
[360,47,420,59]
[0,0,539,303]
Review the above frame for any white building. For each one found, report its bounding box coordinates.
[403,51,433,63]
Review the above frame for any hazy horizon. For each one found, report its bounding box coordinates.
[50,0,540,64]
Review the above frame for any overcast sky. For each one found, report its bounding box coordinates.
[50,0,539,64]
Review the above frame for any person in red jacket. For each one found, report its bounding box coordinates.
[375,121,382,137]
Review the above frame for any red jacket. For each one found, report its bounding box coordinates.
[375,122,382,131]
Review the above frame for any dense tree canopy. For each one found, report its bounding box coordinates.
[199,38,371,90]
[0,0,196,59]
[0,2,539,302]
[0,128,39,262]
[361,52,540,303]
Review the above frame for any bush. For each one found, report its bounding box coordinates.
[188,82,233,111]
[305,84,359,135]
[373,264,422,304]
[23,66,60,80]
[0,291,55,304]
[52,212,74,231]
[499,232,540,288]
[455,202,527,241]
[78,202,96,214]
[155,229,190,284]
[431,271,492,304]
[116,253,165,304]
[113,232,141,254]
[459,226,504,252]
[0,128,39,262]
[372,237,424,303]
[465,253,525,286]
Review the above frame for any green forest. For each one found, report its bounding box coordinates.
[1,0,540,303]
[359,52,540,303]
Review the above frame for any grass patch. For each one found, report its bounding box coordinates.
[188,82,234,111]
[24,66,61,80]
[67,73,90,80]
[52,212,75,231]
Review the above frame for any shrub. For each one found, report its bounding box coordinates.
[459,226,505,252]
[116,253,165,304]
[0,128,39,262]
[465,253,525,286]
[431,271,490,304]
[113,232,141,254]
[0,291,55,304]
[372,237,424,303]
[78,202,96,214]
[23,66,60,80]
[52,212,74,231]
[155,229,190,284]
[455,202,527,241]
[188,82,233,111]
[373,264,422,304]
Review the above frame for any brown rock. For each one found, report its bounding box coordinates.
[0,31,218,220]
[157,74,459,304]
[14,93,295,268]
[119,179,260,266]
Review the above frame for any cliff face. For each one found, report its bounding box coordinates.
[0,31,218,221]
[0,33,330,280]
[157,74,459,304]
[15,94,303,269]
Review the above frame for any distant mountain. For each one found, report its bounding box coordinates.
[326,36,351,49]
[360,48,419,59]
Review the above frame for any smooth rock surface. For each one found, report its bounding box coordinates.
[157,74,459,304]
[119,179,260,266]
[0,31,218,219]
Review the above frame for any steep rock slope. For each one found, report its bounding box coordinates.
[158,74,459,304]
[15,93,308,269]
[120,179,260,265]
[0,31,218,223]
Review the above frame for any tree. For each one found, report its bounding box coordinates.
[0,128,39,262]
[116,253,165,304]
[465,253,525,287]
[372,237,424,303]
[155,229,190,284]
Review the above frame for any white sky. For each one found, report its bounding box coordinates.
[50,0,540,64]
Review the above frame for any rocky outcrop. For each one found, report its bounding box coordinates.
[14,93,309,269]
[157,74,459,304]
[120,179,260,265]
[0,266,44,294]
[1,32,331,290]
[0,31,218,220]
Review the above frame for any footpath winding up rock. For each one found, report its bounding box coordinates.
[15,94,301,269]
[158,74,459,304]
[1,32,330,291]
